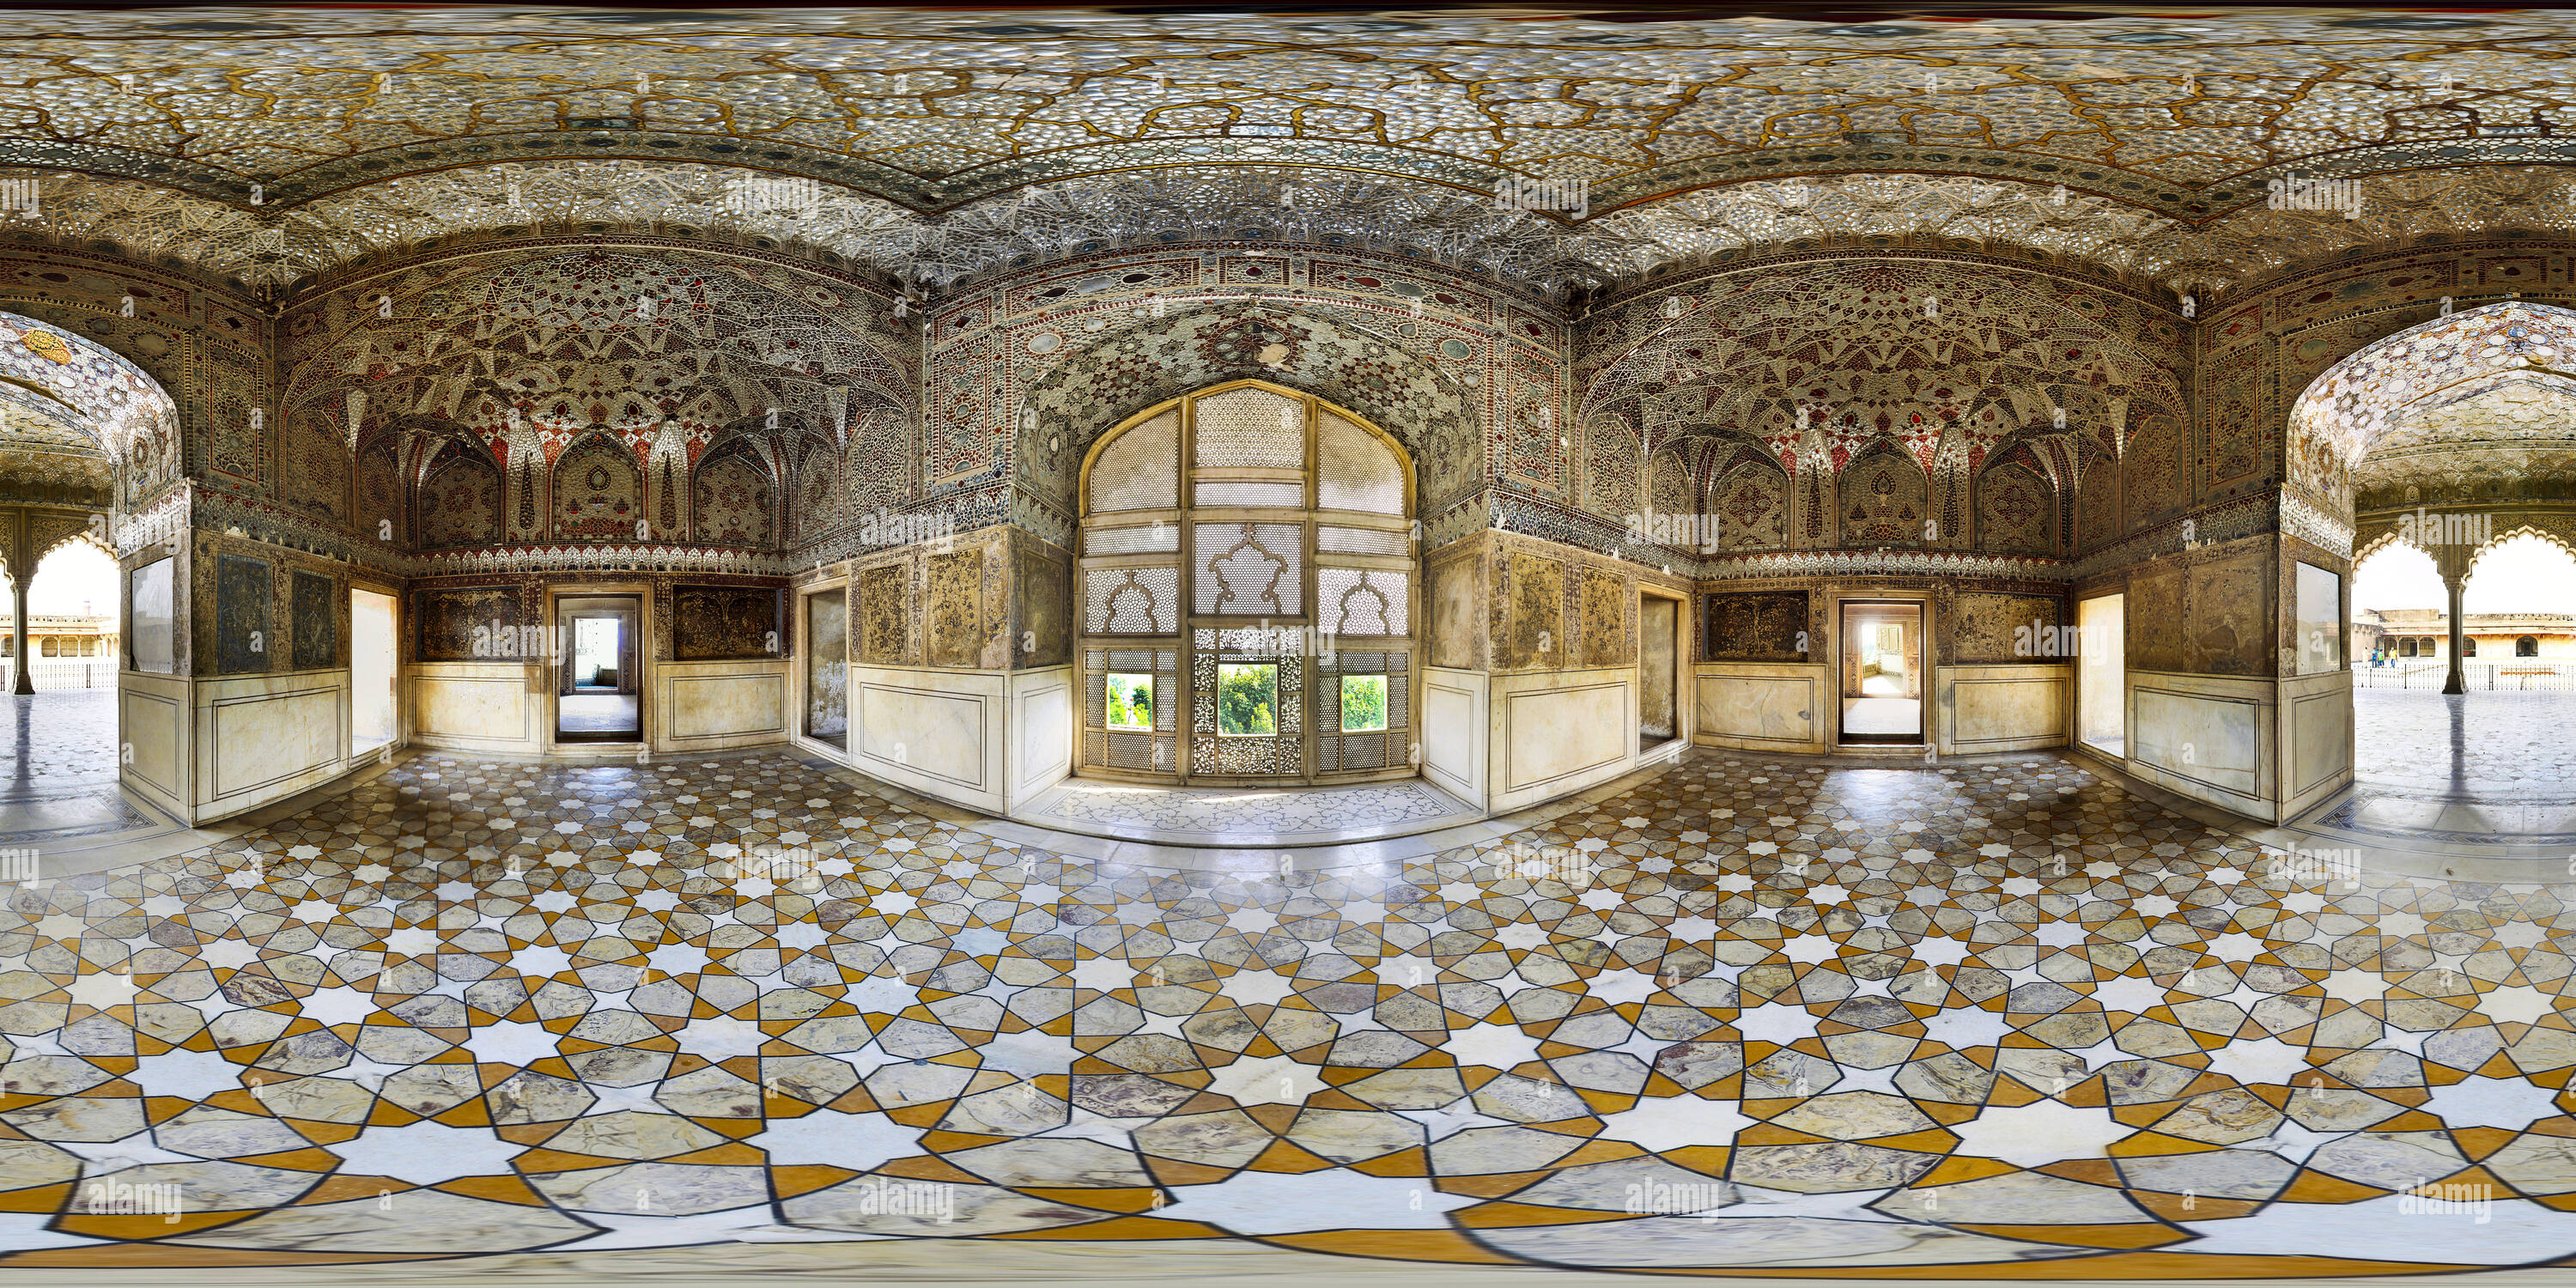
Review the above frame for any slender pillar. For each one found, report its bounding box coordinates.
[2442,572,2468,696]
[9,580,28,696]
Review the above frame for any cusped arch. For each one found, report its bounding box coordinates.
[2464,521,2576,581]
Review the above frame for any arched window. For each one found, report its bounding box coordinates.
[2463,637,2477,657]
[1076,382,1413,783]
[2519,635,2541,657]
[2399,638,2416,657]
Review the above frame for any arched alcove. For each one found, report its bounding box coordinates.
[1073,380,1413,784]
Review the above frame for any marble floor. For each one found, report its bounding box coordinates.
[1012,777,1484,846]
[2,744,2573,1278]
[2305,690,2576,849]
[0,690,166,848]
[556,694,640,738]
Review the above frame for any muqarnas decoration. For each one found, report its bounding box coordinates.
[674,585,786,660]
[1704,592,1809,662]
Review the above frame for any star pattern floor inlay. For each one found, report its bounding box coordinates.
[3,746,2574,1276]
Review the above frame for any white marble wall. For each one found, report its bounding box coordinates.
[2281,668,2354,817]
[411,661,542,754]
[1421,665,1487,808]
[1008,666,1074,811]
[657,661,788,750]
[1490,666,1634,813]
[118,670,189,818]
[851,665,1007,813]
[2127,671,2272,818]
[1693,664,1830,753]
[1937,665,2071,755]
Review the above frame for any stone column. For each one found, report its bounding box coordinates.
[2442,568,2470,696]
[10,580,29,696]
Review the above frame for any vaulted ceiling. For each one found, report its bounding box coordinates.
[3,7,2574,299]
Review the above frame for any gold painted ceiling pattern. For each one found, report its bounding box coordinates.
[1,6,2573,210]
[9,160,2576,303]
[0,9,2567,298]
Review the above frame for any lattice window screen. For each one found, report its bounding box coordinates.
[1195,522,1303,615]
[1193,387,1304,468]
[1316,648,1408,773]
[1319,526,1408,555]
[1317,568,1408,636]
[1194,481,1304,508]
[1084,567,1180,634]
[1190,629,1304,775]
[1317,413,1403,514]
[1084,524,1180,555]
[1091,410,1178,512]
[1083,647,1178,775]
[1082,387,1414,785]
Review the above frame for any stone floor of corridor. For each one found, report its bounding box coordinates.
[3,717,2576,1276]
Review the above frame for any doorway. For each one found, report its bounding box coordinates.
[1839,600,1923,744]
[556,594,641,743]
[2077,592,2125,757]
[1640,592,1680,750]
[350,587,397,754]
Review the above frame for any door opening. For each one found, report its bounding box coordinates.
[2078,592,2126,758]
[1839,600,1923,744]
[556,595,641,743]
[350,587,397,754]
[1640,593,1679,750]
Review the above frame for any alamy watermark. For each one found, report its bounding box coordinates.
[2013,618,2081,659]
[2267,173,2366,220]
[2397,1179,2493,1223]
[76,1179,184,1223]
[1492,176,1589,217]
[2265,841,2360,890]
[0,846,34,885]
[2397,507,2492,550]
[0,178,39,220]
[853,507,957,550]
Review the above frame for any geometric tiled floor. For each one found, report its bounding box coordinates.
[3,746,2573,1274]
[1014,776,1483,844]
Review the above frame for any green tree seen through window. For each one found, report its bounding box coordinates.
[1217,664,1276,736]
[1340,674,1388,732]
[1106,674,1153,730]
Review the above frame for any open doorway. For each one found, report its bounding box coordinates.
[350,587,397,755]
[1640,592,1680,750]
[556,594,641,743]
[1839,600,1923,744]
[2078,592,2126,757]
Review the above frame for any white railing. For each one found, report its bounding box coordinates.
[2353,659,2576,690]
[0,659,118,691]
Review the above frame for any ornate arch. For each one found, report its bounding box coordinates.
[2465,521,2576,581]
[1015,302,1481,522]
[0,311,181,513]
[1577,264,2184,492]
[692,435,777,547]
[2289,301,2576,513]
[550,430,645,544]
